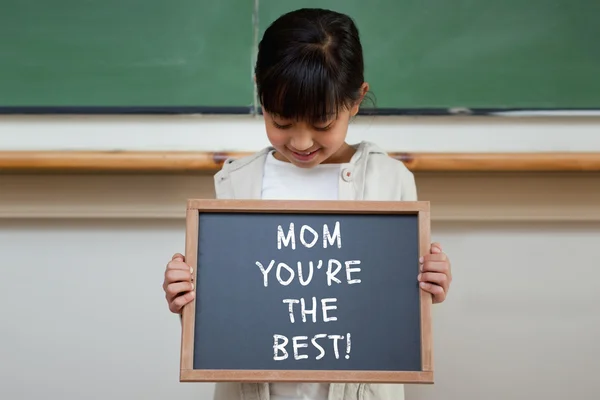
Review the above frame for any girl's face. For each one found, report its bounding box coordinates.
[264,108,355,168]
[263,83,368,168]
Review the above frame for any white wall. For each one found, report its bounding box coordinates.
[1,217,599,400]
[407,221,600,400]
[0,218,214,400]
[1,114,599,152]
[1,115,600,400]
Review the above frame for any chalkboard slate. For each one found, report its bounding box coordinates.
[180,199,433,383]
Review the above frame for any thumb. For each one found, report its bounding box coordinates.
[430,242,442,254]
[172,253,185,262]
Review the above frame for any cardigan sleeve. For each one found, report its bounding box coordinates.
[400,167,418,201]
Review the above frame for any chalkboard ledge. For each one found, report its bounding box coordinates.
[0,151,599,172]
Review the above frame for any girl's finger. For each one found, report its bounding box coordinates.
[172,253,186,262]
[420,260,450,274]
[421,253,447,263]
[165,269,192,285]
[419,281,446,303]
[170,291,196,313]
[167,259,192,272]
[418,272,448,288]
[166,281,194,301]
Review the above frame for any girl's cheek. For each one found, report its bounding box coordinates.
[325,127,348,146]
[266,128,288,147]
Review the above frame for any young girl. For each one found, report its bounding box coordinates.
[162,8,452,400]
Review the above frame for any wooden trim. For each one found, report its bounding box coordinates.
[180,199,433,383]
[418,211,433,372]
[186,199,429,214]
[1,151,600,172]
[180,208,199,376]
[2,173,599,221]
[180,369,434,384]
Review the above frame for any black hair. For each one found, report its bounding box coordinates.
[255,8,369,123]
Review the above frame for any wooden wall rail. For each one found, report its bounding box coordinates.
[1,151,600,173]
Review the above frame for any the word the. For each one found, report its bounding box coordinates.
[282,297,338,323]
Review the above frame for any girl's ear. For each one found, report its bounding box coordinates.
[350,82,370,116]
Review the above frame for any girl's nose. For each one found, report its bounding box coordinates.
[290,134,314,151]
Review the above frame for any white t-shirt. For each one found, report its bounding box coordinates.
[261,150,339,399]
[261,150,340,201]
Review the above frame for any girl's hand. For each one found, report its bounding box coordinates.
[163,253,195,314]
[418,242,452,304]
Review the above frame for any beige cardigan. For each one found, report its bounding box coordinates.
[211,141,417,400]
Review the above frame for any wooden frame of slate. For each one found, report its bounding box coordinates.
[180,199,433,384]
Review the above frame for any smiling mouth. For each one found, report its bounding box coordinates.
[294,150,318,155]
[289,148,321,162]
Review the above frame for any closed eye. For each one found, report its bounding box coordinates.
[272,121,292,130]
[314,122,334,132]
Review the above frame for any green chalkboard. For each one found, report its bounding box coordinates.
[0,0,255,112]
[0,0,598,114]
[259,0,600,111]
